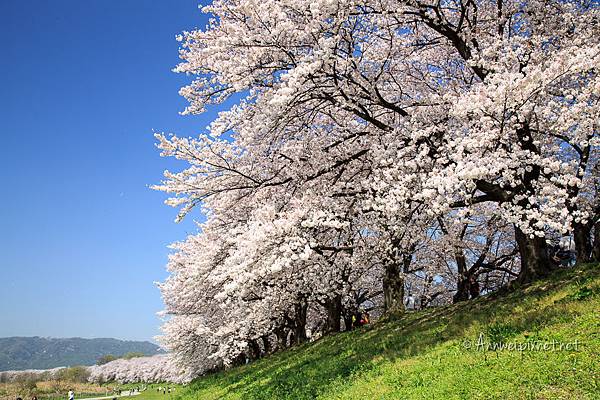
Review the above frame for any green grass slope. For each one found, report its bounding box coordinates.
[177,264,600,400]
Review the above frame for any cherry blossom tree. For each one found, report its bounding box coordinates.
[153,0,600,379]
[87,355,193,384]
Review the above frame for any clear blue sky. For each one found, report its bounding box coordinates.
[0,1,214,342]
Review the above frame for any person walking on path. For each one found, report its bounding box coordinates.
[68,389,75,400]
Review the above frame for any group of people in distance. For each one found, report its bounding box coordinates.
[16,386,147,400]
[156,386,173,395]
[352,310,370,328]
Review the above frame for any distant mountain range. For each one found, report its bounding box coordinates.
[0,337,162,371]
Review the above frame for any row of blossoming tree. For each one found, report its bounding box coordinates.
[151,0,600,379]
[87,355,192,384]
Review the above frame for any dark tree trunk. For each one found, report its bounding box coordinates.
[261,335,271,355]
[292,301,308,344]
[275,327,288,350]
[231,352,246,367]
[453,277,470,303]
[453,249,469,303]
[325,295,342,333]
[453,274,480,302]
[573,222,592,263]
[514,226,554,283]
[383,262,404,313]
[343,313,354,331]
[468,276,480,299]
[247,339,261,361]
[593,221,600,262]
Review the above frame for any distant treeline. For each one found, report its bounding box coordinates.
[0,337,161,371]
[0,366,89,384]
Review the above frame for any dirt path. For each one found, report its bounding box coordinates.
[79,391,141,400]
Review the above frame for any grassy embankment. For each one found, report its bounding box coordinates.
[172,263,600,399]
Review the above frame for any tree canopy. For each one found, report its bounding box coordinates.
[153,0,600,377]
